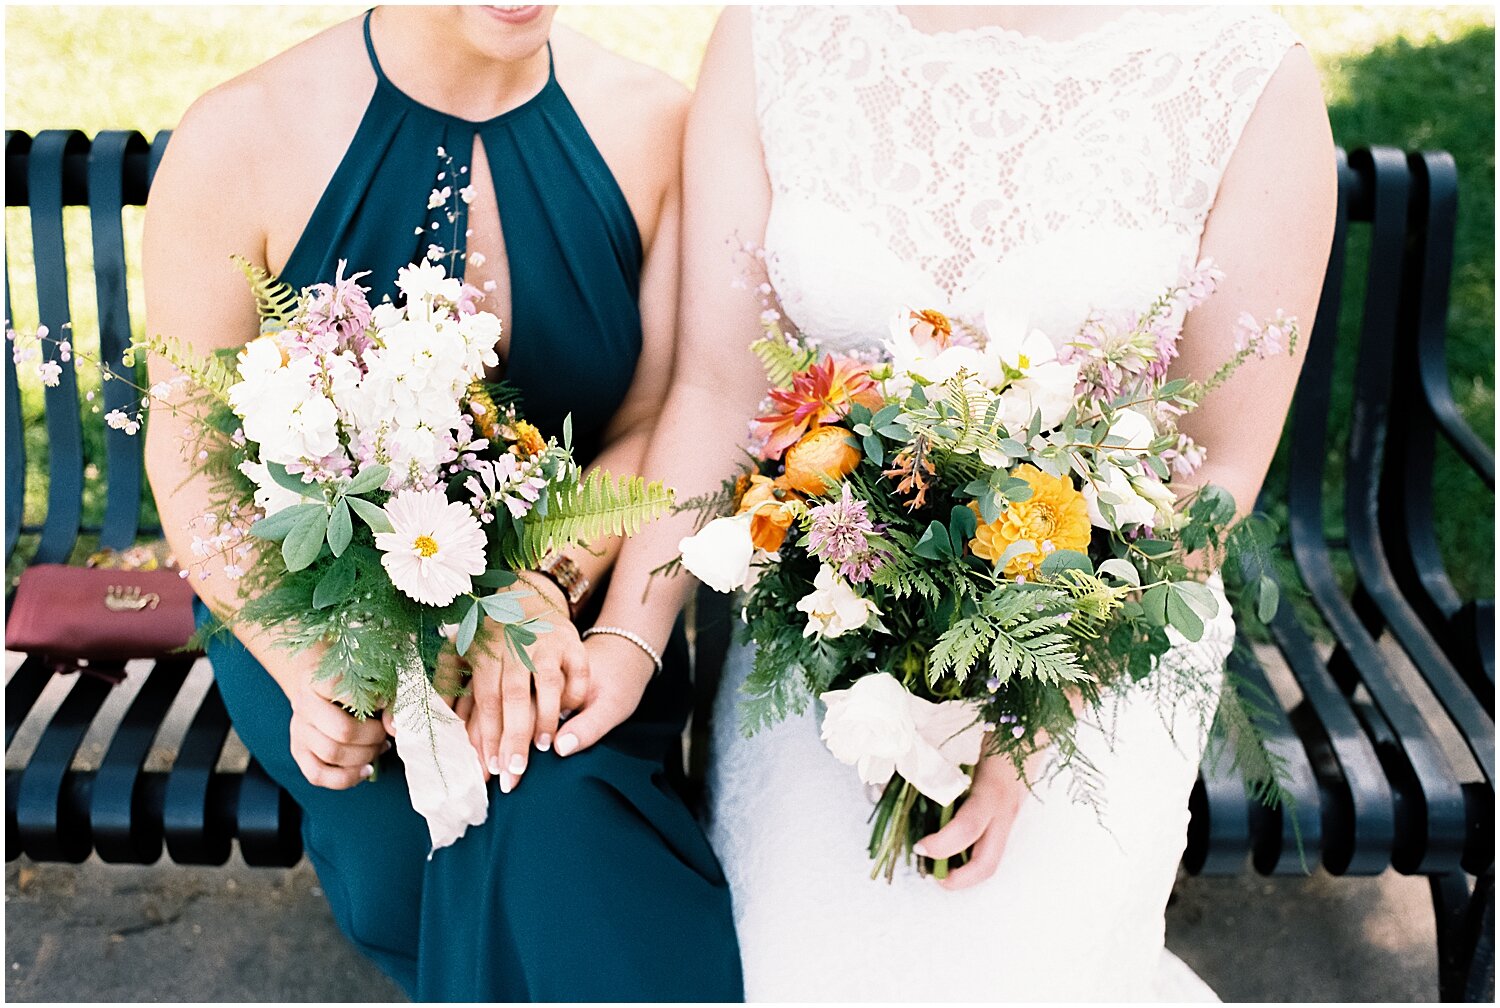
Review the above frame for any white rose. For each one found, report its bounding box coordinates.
[678,514,757,593]
[1084,464,1158,529]
[819,674,987,806]
[819,673,919,786]
[796,565,881,639]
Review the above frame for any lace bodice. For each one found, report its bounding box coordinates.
[752,5,1298,350]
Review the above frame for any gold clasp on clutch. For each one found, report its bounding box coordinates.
[105,585,161,612]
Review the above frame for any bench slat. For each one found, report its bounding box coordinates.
[162,680,233,865]
[89,130,150,550]
[90,654,194,864]
[14,671,113,862]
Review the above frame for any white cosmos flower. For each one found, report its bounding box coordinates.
[796,565,880,639]
[374,488,488,607]
[395,260,462,307]
[679,513,757,593]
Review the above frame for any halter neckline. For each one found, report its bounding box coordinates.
[362,9,557,128]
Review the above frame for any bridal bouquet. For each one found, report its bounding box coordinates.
[678,261,1295,879]
[90,256,671,849]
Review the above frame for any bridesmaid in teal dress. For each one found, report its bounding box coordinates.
[143,6,742,1001]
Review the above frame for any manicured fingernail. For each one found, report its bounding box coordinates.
[555,734,578,757]
[913,842,930,857]
[382,740,393,754]
[360,764,374,780]
[487,756,502,776]
[507,754,526,775]
[536,734,552,752]
[499,771,514,794]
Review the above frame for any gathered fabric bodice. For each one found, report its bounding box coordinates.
[752,5,1297,351]
[277,10,644,464]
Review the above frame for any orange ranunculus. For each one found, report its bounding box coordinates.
[737,474,803,551]
[783,426,862,495]
[969,465,1091,578]
[752,356,883,459]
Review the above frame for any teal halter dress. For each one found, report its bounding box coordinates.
[196,14,743,1001]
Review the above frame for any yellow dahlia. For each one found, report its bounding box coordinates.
[970,465,1091,577]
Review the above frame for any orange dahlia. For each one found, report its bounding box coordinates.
[752,356,883,458]
[970,465,1091,578]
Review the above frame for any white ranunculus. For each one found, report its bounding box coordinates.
[679,514,757,593]
[1084,464,1158,529]
[796,565,880,639]
[238,459,318,515]
[820,673,918,786]
[820,673,987,806]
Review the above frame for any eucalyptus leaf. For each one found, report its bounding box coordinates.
[327,500,353,557]
[250,502,321,542]
[993,539,1037,573]
[282,507,330,572]
[1175,580,1221,621]
[473,569,520,589]
[914,521,952,561]
[343,464,390,497]
[863,433,885,468]
[1039,549,1092,576]
[1165,588,1205,642]
[478,591,526,624]
[1096,558,1141,587]
[265,461,319,499]
[346,496,393,534]
[1142,584,1170,627]
[456,600,481,656]
[1257,575,1280,623]
[947,504,978,554]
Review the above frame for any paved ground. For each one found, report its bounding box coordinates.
[5,853,1438,1002]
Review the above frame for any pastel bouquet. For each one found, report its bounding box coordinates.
[70,254,673,849]
[678,261,1296,879]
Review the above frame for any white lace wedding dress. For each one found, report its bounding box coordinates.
[707,6,1299,1002]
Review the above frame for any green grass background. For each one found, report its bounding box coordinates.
[4,4,1494,600]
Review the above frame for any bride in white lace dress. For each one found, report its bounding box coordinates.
[574,4,1335,1001]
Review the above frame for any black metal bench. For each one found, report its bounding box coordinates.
[5,131,1494,1000]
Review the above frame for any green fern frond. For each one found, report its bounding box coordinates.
[502,469,674,569]
[233,254,301,328]
[931,587,1087,686]
[130,332,238,400]
[751,332,816,388]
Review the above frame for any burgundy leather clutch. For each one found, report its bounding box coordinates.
[6,563,200,663]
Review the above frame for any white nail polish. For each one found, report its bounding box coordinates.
[537,734,552,752]
[360,764,374,780]
[488,756,502,776]
[555,734,578,757]
[913,842,930,858]
[499,772,514,794]
[508,754,526,775]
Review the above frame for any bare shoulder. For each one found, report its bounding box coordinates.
[160,16,368,191]
[552,24,689,142]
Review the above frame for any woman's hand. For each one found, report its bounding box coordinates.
[914,747,1039,891]
[288,669,390,790]
[549,633,656,757]
[463,574,589,792]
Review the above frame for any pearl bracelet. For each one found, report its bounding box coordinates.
[581,626,664,678]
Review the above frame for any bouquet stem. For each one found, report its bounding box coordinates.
[867,776,961,882]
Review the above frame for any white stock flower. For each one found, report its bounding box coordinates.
[395,260,462,306]
[374,488,488,607]
[679,514,757,593]
[820,673,987,806]
[796,565,880,639]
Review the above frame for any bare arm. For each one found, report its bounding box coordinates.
[143,85,386,790]
[559,8,773,754]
